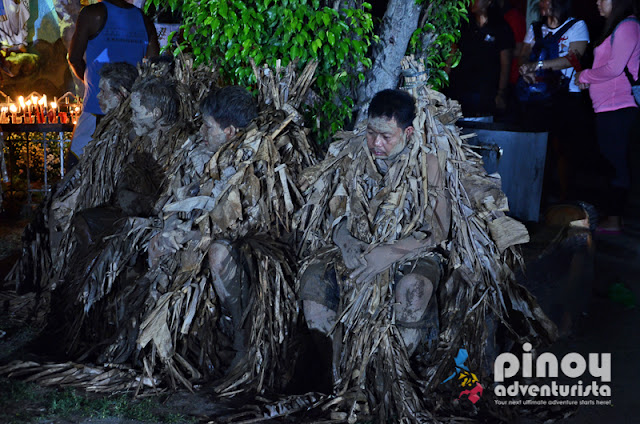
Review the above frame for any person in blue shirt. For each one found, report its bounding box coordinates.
[67,0,159,161]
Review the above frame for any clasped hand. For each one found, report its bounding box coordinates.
[334,224,394,283]
[519,62,537,84]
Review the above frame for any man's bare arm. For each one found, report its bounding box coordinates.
[68,5,105,81]
[143,13,160,57]
[349,234,436,284]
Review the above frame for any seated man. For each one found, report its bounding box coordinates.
[147,85,258,363]
[66,61,139,170]
[73,76,179,255]
[299,89,451,360]
[49,62,140,255]
[96,62,139,115]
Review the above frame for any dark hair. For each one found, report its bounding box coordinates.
[549,0,572,25]
[131,77,180,123]
[595,0,636,46]
[200,86,257,129]
[368,89,416,130]
[99,62,138,93]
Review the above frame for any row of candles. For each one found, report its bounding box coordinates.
[0,94,81,125]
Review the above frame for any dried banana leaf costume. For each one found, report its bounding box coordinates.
[134,108,317,394]
[296,84,557,421]
[4,58,210,360]
[4,78,141,304]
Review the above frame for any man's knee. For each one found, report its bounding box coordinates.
[208,240,239,303]
[300,262,339,335]
[395,274,434,313]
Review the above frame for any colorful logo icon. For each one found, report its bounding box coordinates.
[443,348,484,404]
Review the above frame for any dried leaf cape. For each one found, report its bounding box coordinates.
[295,65,556,422]
[133,61,319,395]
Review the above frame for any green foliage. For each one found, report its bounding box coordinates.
[47,389,194,422]
[0,378,194,423]
[147,0,374,143]
[410,0,471,90]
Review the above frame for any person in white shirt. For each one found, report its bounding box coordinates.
[518,0,591,202]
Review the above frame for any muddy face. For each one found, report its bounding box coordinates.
[97,79,121,114]
[366,117,412,160]
[200,115,229,152]
[130,92,156,137]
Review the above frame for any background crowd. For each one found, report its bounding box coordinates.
[445,0,640,234]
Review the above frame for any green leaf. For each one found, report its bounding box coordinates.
[327,31,335,46]
[311,38,322,54]
[219,1,228,19]
[321,12,330,26]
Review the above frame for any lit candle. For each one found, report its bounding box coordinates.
[25,100,32,123]
[48,102,58,123]
[9,104,21,124]
[37,97,46,123]
[1,107,8,124]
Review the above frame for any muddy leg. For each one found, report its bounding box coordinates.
[208,241,247,363]
[394,273,434,355]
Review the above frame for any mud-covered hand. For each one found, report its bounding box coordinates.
[148,230,199,267]
[333,220,368,270]
[349,235,436,284]
[349,244,398,284]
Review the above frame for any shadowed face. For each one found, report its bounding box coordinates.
[539,0,552,16]
[200,115,234,151]
[596,0,612,17]
[97,79,121,114]
[471,0,492,14]
[130,92,156,137]
[366,116,413,160]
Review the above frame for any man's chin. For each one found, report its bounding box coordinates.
[369,150,388,159]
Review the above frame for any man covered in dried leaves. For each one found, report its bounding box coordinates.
[49,76,182,355]
[71,76,177,255]
[146,86,258,364]
[299,89,451,366]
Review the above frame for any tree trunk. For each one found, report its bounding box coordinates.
[355,0,422,123]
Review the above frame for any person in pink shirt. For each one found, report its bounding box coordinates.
[577,0,640,233]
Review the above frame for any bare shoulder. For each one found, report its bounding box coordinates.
[78,2,107,26]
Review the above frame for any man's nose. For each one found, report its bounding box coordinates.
[374,135,385,146]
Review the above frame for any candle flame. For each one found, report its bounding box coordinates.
[18,96,25,108]
[9,104,17,113]
[50,102,57,109]
[31,96,37,104]
[75,106,80,112]
[38,98,46,106]
[26,100,31,106]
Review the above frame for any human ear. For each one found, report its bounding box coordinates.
[152,107,163,120]
[404,125,414,138]
[118,87,129,100]
[224,125,237,138]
